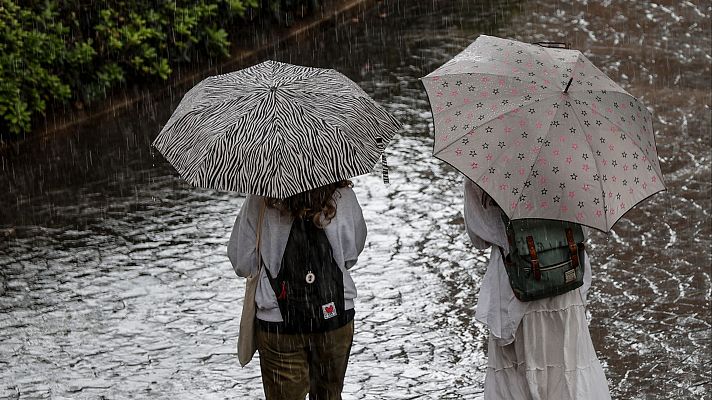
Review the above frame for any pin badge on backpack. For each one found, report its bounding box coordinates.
[322,302,337,319]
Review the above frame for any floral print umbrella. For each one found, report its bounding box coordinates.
[422,35,665,232]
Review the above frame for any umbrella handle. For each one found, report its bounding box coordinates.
[376,137,389,184]
[533,41,571,49]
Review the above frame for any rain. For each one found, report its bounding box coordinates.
[0,0,710,399]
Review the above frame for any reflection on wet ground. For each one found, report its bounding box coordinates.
[0,0,710,399]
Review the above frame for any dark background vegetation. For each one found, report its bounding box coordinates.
[0,0,319,138]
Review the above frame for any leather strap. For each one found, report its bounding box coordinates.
[526,236,541,281]
[565,227,579,268]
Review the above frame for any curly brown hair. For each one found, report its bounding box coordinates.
[266,180,353,228]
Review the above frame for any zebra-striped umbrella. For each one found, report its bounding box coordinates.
[153,60,401,198]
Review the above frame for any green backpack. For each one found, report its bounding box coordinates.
[500,215,586,302]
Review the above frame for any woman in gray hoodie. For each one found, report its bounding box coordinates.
[228,180,367,400]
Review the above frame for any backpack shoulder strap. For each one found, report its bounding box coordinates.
[254,200,266,278]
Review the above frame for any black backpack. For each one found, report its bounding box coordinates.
[267,217,348,333]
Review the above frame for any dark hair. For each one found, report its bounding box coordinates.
[266,180,353,228]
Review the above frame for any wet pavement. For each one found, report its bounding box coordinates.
[0,0,710,399]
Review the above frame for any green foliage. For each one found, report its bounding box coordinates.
[0,0,310,137]
[0,1,77,134]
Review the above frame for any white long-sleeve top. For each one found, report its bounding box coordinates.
[464,179,592,346]
[227,187,367,322]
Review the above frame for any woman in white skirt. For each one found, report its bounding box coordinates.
[463,179,612,400]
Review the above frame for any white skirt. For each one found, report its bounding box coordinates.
[484,290,611,400]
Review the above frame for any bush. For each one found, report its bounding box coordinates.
[0,0,317,137]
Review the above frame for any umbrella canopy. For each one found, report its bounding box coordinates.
[422,35,665,232]
[153,60,401,198]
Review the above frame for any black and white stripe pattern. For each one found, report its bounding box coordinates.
[375,137,389,184]
[153,60,401,198]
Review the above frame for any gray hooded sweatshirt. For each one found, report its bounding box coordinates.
[227,187,367,322]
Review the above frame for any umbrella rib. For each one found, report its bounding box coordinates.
[574,91,654,167]
[193,116,253,188]
[272,63,334,89]
[269,64,293,188]
[288,97,380,183]
[187,125,234,188]
[512,96,562,220]
[189,101,274,189]
[568,92,661,230]
[289,101,338,177]
[155,101,259,179]
[570,86,632,97]
[603,187,667,233]
[177,86,264,129]
[434,93,561,157]
[565,77,631,97]
[565,53,628,96]
[460,94,560,220]
[572,91,641,137]
[559,52,588,95]
[290,92,398,147]
[161,90,269,144]
[297,89,370,103]
[537,47,569,92]
[271,61,277,138]
[567,97,611,230]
